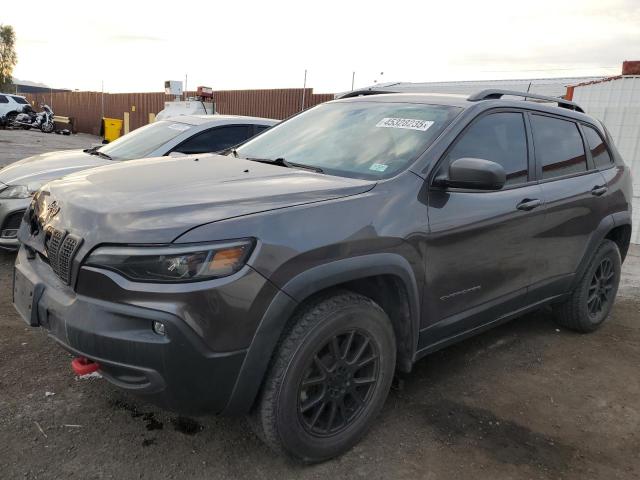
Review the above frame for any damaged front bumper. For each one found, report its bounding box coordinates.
[13,246,249,414]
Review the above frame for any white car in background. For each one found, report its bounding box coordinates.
[0,93,30,119]
[0,114,277,251]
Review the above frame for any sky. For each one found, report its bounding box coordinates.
[3,0,640,94]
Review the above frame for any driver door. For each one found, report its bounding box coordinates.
[420,110,546,345]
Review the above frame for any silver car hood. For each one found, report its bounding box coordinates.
[0,149,111,187]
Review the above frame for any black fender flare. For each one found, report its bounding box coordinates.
[571,212,629,290]
[222,253,421,415]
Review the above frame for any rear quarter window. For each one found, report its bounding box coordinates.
[531,115,587,180]
[10,96,29,105]
[583,125,613,169]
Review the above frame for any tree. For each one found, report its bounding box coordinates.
[0,24,17,90]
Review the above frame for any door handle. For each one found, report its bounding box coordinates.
[516,199,542,211]
[591,185,608,196]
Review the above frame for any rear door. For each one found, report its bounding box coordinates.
[527,113,609,301]
[422,110,546,344]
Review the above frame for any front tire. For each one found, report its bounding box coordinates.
[251,291,396,462]
[553,239,621,332]
[41,121,54,133]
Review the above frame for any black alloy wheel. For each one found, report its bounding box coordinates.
[297,329,380,437]
[587,257,615,318]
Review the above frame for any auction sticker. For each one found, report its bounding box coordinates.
[369,163,389,172]
[376,118,434,131]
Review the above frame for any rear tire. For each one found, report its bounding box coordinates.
[250,290,396,463]
[553,239,621,332]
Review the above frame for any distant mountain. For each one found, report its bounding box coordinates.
[12,78,51,88]
[10,78,71,94]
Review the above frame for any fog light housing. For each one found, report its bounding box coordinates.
[152,320,166,336]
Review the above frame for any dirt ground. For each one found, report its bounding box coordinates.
[0,129,639,479]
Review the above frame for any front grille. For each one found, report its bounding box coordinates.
[1,210,25,238]
[45,227,83,284]
[57,236,79,283]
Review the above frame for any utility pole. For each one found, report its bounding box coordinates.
[301,69,307,111]
[101,80,104,119]
[351,71,355,91]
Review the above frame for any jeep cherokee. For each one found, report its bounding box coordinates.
[13,89,633,462]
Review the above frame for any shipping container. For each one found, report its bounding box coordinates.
[570,76,640,244]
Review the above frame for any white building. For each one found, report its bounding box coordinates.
[569,68,640,244]
[344,76,603,98]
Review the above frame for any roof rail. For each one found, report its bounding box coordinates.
[467,89,584,113]
[337,86,403,99]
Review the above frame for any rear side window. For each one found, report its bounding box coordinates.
[583,125,613,169]
[445,112,529,186]
[531,115,587,180]
[0,95,8,103]
[174,125,252,154]
[10,96,28,104]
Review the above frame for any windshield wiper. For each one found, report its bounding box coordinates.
[245,157,323,173]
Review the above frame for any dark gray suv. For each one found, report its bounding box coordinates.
[13,90,633,462]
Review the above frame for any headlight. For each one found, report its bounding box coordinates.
[0,184,33,199]
[85,240,255,283]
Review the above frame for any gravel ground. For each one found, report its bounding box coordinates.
[0,129,100,167]
[0,130,639,479]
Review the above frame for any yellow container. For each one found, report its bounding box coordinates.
[102,118,123,143]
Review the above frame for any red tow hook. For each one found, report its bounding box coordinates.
[71,356,100,376]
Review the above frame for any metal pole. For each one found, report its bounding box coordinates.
[351,71,355,91]
[101,80,104,119]
[301,69,307,111]
[185,73,188,100]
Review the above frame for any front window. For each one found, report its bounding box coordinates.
[234,101,461,179]
[98,120,192,160]
[444,112,529,186]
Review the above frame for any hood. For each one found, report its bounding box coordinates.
[21,154,376,247]
[0,149,111,188]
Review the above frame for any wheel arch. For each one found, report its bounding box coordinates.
[222,253,421,415]
[572,212,631,290]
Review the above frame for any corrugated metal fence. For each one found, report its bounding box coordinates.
[23,89,334,135]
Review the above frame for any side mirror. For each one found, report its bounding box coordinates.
[438,157,506,190]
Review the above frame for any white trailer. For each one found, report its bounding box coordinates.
[569,69,640,244]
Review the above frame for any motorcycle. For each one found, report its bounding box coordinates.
[10,104,55,133]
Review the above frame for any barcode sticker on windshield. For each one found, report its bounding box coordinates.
[376,118,434,131]
[370,163,388,172]
[168,123,191,131]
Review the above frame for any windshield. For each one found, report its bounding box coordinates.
[234,101,461,179]
[98,120,192,160]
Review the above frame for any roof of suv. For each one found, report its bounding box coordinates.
[334,92,471,108]
[333,90,594,124]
